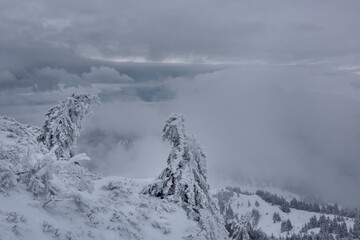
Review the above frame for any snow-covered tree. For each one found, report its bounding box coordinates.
[142,114,209,215]
[272,212,281,223]
[24,150,58,198]
[38,93,99,160]
[281,219,293,233]
[353,214,360,238]
[227,218,250,240]
[251,209,260,226]
[142,113,227,239]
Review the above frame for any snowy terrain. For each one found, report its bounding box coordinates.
[0,102,359,240]
[214,186,357,239]
[0,115,229,240]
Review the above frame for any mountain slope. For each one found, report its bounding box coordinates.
[0,116,229,240]
[214,186,357,239]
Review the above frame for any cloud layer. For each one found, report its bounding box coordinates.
[1,0,360,67]
[1,0,360,208]
[78,66,360,207]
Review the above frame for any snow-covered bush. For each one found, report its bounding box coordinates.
[0,161,17,189]
[38,93,100,160]
[21,150,58,199]
[53,153,95,194]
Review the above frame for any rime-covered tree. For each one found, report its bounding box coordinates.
[272,212,281,223]
[281,219,293,233]
[142,114,208,215]
[38,93,99,160]
[142,113,227,239]
[251,209,260,227]
[353,214,360,238]
[227,218,250,240]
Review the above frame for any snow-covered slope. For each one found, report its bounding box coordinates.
[0,176,205,240]
[1,114,359,240]
[214,186,357,239]
[0,116,229,240]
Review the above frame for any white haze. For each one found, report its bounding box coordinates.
[75,65,360,207]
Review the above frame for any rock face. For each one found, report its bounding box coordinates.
[142,113,229,240]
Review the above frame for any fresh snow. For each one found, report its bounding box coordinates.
[1,110,358,240]
[0,115,229,240]
[214,186,356,239]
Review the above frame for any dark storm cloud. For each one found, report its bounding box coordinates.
[2,0,360,93]
[1,0,360,69]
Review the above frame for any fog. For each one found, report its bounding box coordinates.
[1,0,360,207]
[77,65,360,207]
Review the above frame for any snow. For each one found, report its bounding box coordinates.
[0,115,227,240]
[215,186,356,238]
[0,174,209,240]
[1,113,358,239]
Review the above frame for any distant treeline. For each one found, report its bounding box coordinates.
[214,187,360,240]
[280,214,360,240]
[255,190,359,218]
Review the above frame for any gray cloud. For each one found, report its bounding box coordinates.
[82,66,133,83]
[0,71,20,89]
[30,67,84,91]
[79,65,360,207]
[1,0,360,208]
[1,0,360,67]
[0,66,134,92]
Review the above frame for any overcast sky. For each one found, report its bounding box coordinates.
[1,0,360,207]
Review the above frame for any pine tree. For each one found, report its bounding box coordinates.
[309,215,318,228]
[281,219,293,233]
[38,93,99,160]
[227,218,250,240]
[251,209,260,226]
[353,214,360,238]
[272,212,281,223]
[225,204,235,221]
[142,113,227,239]
[142,114,208,214]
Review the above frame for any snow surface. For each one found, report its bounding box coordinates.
[1,115,357,240]
[0,176,209,240]
[215,186,355,238]
[0,116,228,240]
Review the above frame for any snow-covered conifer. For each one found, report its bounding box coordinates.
[38,93,99,160]
[272,212,281,223]
[281,219,293,233]
[227,218,250,240]
[353,214,360,238]
[142,113,227,239]
[142,114,209,214]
